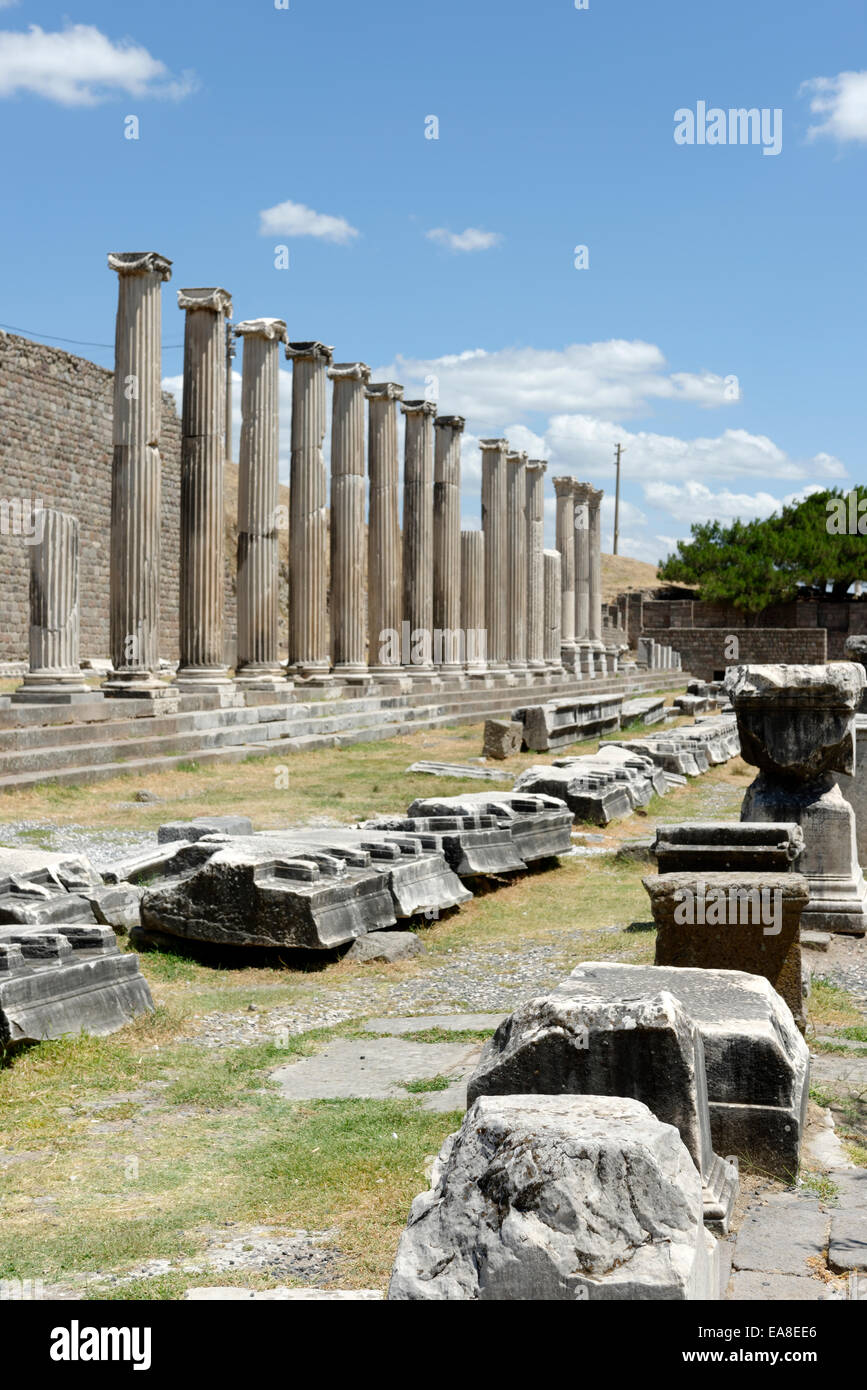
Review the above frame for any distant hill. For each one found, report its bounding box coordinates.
[600,553,661,603]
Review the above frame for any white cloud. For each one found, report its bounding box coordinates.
[258,199,359,244]
[0,2,20,9]
[374,342,741,430]
[0,24,197,105]
[801,70,867,143]
[426,227,503,252]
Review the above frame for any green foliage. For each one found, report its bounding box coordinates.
[658,487,867,612]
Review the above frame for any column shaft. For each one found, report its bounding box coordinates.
[481,439,509,674]
[366,383,404,677]
[287,342,334,680]
[107,251,172,690]
[13,509,90,702]
[554,477,576,670]
[401,400,436,673]
[433,415,465,671]
[588,487,604,643]
[177,287,232,684]
[329,363,370,677]
[543,549,563,670]
[525,461,547,671]
[235,319,287,680]
[506,451,528,674]
[461,530,487,674]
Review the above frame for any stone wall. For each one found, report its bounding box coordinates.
[642,626,828,681]
[0,331,237,665]
[643,597,866,659]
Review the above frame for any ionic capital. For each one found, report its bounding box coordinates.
[108,251,172,281]
[328,361,371,382]
[177,287,233,315]
[285,341,334,364]
[401,399,437,417]
[365,381,404,401]
[234,318,288,342]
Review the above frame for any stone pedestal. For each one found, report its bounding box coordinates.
[286,342,334,683]
[366,383,406,684]
[234,318,288,688]
[329,362,370,682]
[105,251,173,698]
[525,461,547,678]
[554,478,576,674]
[175,287,233,690]
[401,400,437,678]
[729,663,867,936]
[12,509,94,704]
[433,415,465,675]
[844,635,867,713]
[481,440,510,678]
[461,531,488,680]
[543,549,563,675]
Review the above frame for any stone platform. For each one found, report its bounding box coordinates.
[0,669,686,791]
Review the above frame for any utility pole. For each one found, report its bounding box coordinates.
[225,319,235,465]
[613,442,624,555]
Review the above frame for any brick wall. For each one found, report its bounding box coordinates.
[0,331,238,665]
[643,596,863,658]
[642,627,828,681]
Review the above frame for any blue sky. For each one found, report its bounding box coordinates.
[0,0,865,561]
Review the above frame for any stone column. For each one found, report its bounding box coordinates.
[525,461,547,678]
[433,415,465,675]
[366,383,404,681]
[461,531,487,678]
[105,251,172,697]
[543,549,563,676]
[329,362,370,681]
[285,342,334,682]
[553,478,576,674]
[572,481,593,677]
[176,287,233,691]
[587,485,606,674]
[234,318,287,686]
[505,451,529,679]
[12,509,92,704]
[401,399,437,677]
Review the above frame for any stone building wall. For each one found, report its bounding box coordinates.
[643,596,866,659]
[642,626,828,681]
[0,331,238,665]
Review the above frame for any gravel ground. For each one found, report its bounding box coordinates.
[0,821,153,871]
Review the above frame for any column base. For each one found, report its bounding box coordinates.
[560,643,578,676]
[103,673,177,702]
[332,665,371,687]
[12,682,101,706]
[464,668,494,686]
[368,667,414,692]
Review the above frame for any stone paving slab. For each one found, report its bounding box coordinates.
[732,1190,830,1276]
[809,1053,867,1085]
[270,1036,483,1109]
[727,1271,839,1301]
[363,1013,504,1035]
[829,1171,867,1272]
[185,1288,383,1300]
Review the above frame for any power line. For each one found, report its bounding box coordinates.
[0,321,183,350]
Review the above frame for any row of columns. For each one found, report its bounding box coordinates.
[14,251,621,699]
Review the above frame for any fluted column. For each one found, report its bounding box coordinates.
[543,549,563,674]
[235,318,287,684]
[554,477,576,673]
[573,481,593,676]
[460,531,487,677]
[433,415,465,674]
[285,342,334,681]
[176,287,232,688]
[105,251,172,695]
[329,362,370,680]
[587,485,605,674]
[506,451,529,677]
[481,439,510,676]
[401,399,436,676]
[13,509,91,703]
[366,382,404,680]
[525,460,547,676]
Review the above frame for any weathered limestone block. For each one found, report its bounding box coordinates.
[844,635,867,712]
[406,760,510,781]
[562,962,809,1177]
[652,821,804,874]
[835,714,867,867]
[406,791,573,862]
[514,763,633,825]
[728,663,867,936]
[84,883,143,933]
[512,693,623,751]
[482,718,522,760]
[643,871,809,1028]
[157,816,255,844]
[388,1094,719,1300]
[346,930,426,964]
[0,923,153,1048]
[622,696,666,726]
[139,838,397,950]
[258,828,471,918]
[466,989,738,1232]
[360,815,526,877]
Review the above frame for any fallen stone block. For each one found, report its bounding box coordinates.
[466,989,738,1232]
[621,696,666,726]
[405,791,573,862]
[406,761,510,781]
[514,763,634,825]
[0,925,153,1048]
[157,816,254,844]
[84,883,143,933]
[387,1094,719,1300]
[482,719,523,760]
[360,816,526,878]
[652,821,804,875]
[139,838,397,951]
[511,694,624,752]
[345,930,426,963]
[261,828,471,918]
[562,962,809,1178]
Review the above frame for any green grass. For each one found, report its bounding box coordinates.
[400,1075,453,1093]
